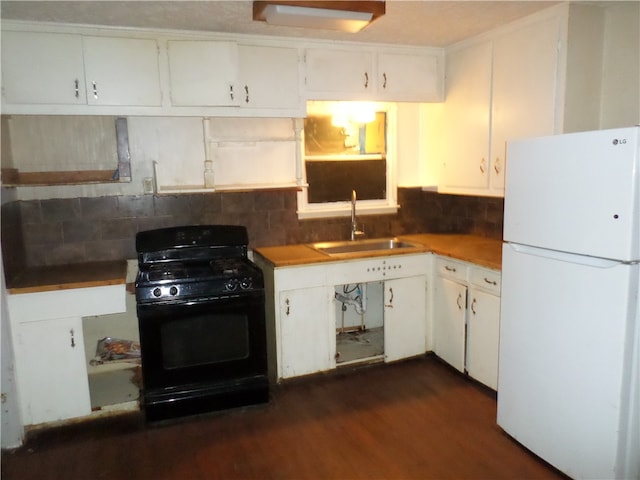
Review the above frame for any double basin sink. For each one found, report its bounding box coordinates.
[310,238,422,256]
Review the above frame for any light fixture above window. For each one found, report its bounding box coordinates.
[253,1,385,33]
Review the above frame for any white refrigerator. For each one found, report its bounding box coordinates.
[498,126,640,480]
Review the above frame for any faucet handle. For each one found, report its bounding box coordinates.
[354,224,366,239]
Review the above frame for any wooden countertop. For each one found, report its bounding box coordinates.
[6,260,128,294]
[254,234,502,270]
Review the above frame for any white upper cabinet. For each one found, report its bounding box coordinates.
[489,17,559,193]
[167,40,239,107]
[304,46,443,102]
[377,51,443,102]
[83,36,162,106]
[304,48,375,100]
[237,44,302,112]
[1,30,162,112]
[438,40,493,193]
[438,13,561,197]
[1,31,86,105]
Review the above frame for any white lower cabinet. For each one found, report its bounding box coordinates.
[384,276,428,363]
[255,253,429,382]
[433,256,501,390]
[433,258,468,372]
[7,285,126,426]
[466,285,501,390]
[278,286,334,379]
[14,317,91,425]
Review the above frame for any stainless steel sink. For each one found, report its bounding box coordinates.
[310,238,422,256]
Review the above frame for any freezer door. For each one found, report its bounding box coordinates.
[497,243,639,479]
[504,126,639,262]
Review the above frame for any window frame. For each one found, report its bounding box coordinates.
[296,101,399,220]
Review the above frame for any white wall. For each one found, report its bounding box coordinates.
[600,2,640,129]
[1,250,24,449]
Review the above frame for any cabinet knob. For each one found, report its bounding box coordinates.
[70,329,76,348]
[229,84,234,101]
[494,157,501,174]
[74,79,79,98]
[479,158,486,174]
[471,298,477,315]
[484,277,497,286]
[445,265,456,272]
[92,81,98,100]
[285,298,290,316]
[456,293,464,310]
[364,72,369,89]
[382,72,388,89]
[244,85,249,104]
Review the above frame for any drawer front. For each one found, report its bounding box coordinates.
[435,256,467,282]
[469,267,501,295]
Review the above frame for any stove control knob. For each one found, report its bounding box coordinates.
[240,277,252,290]
[169,286,178,296]
[225,278,238,291]
[153,288,162,298]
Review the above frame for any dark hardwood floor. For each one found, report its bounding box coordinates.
[2,356,567,480]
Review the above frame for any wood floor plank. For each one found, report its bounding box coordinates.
[1,356,567,480]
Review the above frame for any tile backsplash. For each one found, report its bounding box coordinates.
[1,188,503,274]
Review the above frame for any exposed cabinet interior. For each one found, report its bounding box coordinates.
[335,281,384,365]
[1,115,131,186]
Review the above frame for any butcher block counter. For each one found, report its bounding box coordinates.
[254,234,502,270]
[6,260,128,294]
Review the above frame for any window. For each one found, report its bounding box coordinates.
[297,101,398,219]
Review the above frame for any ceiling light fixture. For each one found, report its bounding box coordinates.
[253,1,385,33]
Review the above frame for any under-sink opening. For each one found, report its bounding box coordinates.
[334,281,384,365]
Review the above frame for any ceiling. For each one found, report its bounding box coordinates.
[0,1,562,47]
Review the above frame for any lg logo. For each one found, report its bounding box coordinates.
[612,138,628,145]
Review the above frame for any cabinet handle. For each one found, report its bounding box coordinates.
[484,277,497,286]
[285,298,290,316]
[471,298,477,315]
[74,79,79,98]
[456,293,464,310]
[385,287,394,308]
[479,158,486,174]
[382,72,387,89]
[229,84,234,101]
[244,85,249,103]
[364,72,369,89]
[445,265,456,272]
[494,157,501,174]
[70,329,76,348]
[92,81,98,100]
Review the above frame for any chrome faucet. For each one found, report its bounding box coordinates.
[350,189,365,241]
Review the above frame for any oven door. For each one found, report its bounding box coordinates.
[136,290,267,391]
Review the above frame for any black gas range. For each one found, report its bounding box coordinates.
[135,225,269,422]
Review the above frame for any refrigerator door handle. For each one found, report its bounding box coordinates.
[507,243,625,269]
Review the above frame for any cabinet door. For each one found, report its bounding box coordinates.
[377,52,442,102]
[15,317,91,425]
[489,16,560,193]
[83,36,162,106]
[384,276,427,363]
[304,48,374,100]
[466,288,501,390]
[279,287,334,379]
[439,40,492,192]
[1,31,86,105]
[238,45,302,110]
[433,277,467,372]
[167,40,239,106]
